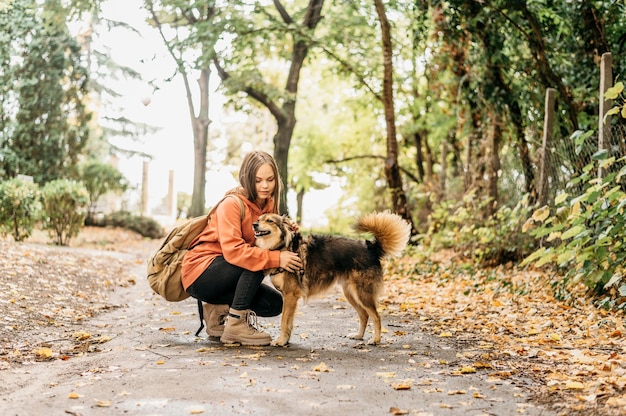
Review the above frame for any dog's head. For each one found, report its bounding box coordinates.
[253,214,294,250]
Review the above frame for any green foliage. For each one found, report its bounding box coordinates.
[103,211,164,239]
[604,81,626,121]
[426,192,536,266]
[0,178,42,241]
[79,160,128,224]
[522,154,626,309]
[0,0,91,183]
[41,179,89,246]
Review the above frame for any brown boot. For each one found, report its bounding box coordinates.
[220,309,272,346]
[202,303,229,338]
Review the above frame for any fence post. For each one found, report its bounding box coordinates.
[598,52,613,179]
[538,88,556,207]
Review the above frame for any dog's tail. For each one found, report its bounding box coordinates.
[354,211,412,258]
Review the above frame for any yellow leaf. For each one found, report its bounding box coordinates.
[96,400,111,407]
[392,383,412,390]
[548,333,561,342]
[159,327,175,332]
[460,366,476,374]
[156,360,165,365]
[532,205,550,222]
[35,347,53,358]
[546,232,562,242]
[376,371,397,378]
[67,392,80,399]
[189,408,205,414]
[389,407,409,415]
[73,331,91,340]
[439,332,452,337]
[313,362,331,372]
[565,381,585,390]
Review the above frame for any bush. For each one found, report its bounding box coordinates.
[78,160,128,224]
[41,179,89,246]
[426,192,536,265]
[103,211,164,239]
[0,178,42,241]
[522,152,626,309]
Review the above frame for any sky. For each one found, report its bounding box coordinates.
[95,0,339,227]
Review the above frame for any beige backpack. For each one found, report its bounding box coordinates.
[147,195,244,302]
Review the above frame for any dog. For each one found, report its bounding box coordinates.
[253,211,411,346]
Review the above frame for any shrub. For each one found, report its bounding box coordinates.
[426,192,536,265]
[103,211,164,239]
[41,179,89,246]
[0,178,41,241]
[522,153,626,309]
[78,160,128,225]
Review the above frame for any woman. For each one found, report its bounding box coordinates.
[181,151,302,346]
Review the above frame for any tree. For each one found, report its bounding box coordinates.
[1,0,91,184]
[372,0,413,230]
[79,160,128,224]
[144,0,220,217]
[213,0,325,215]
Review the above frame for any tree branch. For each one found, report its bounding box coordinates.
[324,155,420,184]
[212,57,284,123]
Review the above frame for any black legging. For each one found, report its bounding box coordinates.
[186,256,282,317]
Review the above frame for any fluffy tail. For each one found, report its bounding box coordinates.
[354,211,412,258]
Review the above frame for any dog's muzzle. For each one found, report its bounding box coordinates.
[253,222,270,237]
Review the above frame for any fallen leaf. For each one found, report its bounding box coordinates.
[565,381,585,390]
[313,362,331,372]
[35,347,53,359]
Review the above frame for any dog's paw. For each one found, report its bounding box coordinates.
[348,333,364,340]
[366,337,381,346]
[271,338,290,347]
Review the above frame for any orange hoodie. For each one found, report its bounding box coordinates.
[181,193,281,290]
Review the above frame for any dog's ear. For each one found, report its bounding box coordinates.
[281,215,294,248]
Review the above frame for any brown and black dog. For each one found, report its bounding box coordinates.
[253,212,411,346]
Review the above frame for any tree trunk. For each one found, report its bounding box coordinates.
[295,188,304,224]
[188,68,210,217]
[373,0,414,233]
[487,113,501,216]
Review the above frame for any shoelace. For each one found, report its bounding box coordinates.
[246,310,260,329]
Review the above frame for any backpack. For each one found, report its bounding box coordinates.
[147,195,245,302]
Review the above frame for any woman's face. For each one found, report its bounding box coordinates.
[255,163,276,205]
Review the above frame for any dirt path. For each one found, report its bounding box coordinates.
[0,244,554,416]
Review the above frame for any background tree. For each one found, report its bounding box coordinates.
[79,160,128,224]
[144,0,221,217]
[0,0,91,183]
[212,0,325,215]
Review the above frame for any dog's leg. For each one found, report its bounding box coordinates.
[342,283,369,341]
[361,300,382,345]
[272,293,299,347]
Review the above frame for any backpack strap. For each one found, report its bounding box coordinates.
[195,298,205,336]
[195,194,246,337]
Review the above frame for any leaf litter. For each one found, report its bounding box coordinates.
[2,228,626,415]
[382,247,626,415]
[0,227,150,368]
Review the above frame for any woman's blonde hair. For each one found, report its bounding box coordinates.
[238,151,282,213]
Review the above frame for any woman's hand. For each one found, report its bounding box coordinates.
[279,251,303,273]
